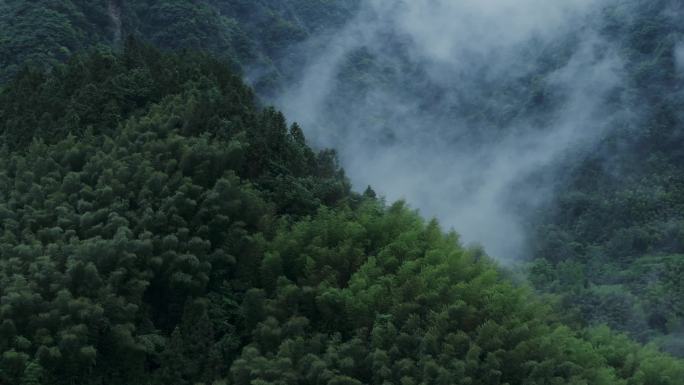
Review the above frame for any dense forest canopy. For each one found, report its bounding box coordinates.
[0,0,359,91]
[1,0,684,384]
[0,42,682,385]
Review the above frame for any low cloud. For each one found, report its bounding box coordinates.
[271,0,626,260]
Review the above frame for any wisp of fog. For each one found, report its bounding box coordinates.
[271,0,627,261]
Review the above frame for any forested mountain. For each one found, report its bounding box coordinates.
[528,0,684,354]
[2,0,684,384]
[3,40,683,385]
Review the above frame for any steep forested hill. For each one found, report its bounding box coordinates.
[1,40,683,385]
[3,0,684,383]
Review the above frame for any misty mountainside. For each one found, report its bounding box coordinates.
[268,0,684,355]
[2,0,684,383]
[4,41,684,385]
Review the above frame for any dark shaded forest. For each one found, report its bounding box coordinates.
[1,0,684,384]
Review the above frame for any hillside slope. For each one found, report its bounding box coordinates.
[2,42,684,385]
[0,0,358,90]
[528,0,684,354]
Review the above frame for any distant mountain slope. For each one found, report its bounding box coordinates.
[0,0,359,89]
[528,0,684,355]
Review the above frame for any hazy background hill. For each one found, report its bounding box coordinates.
[0,0,359,88]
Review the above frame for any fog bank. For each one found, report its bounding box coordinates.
[271,0,626,260]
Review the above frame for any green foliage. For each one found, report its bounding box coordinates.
[0,0,111,83]
[0,0,360,92]
[528,0,684,353]
[223,201,684,385]
[1,6,684,384]
[0,44,352,384]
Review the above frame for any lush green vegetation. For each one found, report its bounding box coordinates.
[527,0,684,355]
[3,0,684,383]
[0,0,358,92]
[2,41,683,385]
